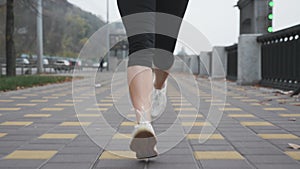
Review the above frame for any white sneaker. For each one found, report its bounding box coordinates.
[152,81,167,118]
[130,121,158,159]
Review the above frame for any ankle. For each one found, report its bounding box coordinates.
[154,82,165,90]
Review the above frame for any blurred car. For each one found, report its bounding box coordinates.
[16,58,30,65]
[43,58,49,65]
[53,59,70,72]
[68,58,82,70]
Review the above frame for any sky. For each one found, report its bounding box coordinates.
[68,0,300,49]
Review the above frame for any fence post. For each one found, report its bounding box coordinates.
[199,52,212,77]
[211,46,227,79]
[237,34,262,85]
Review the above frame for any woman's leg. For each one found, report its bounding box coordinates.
[153,0,189,89]
[117,0,155,123]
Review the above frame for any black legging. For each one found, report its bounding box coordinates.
[117,0,189,70]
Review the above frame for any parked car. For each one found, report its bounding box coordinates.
[53,59,70,72]
[43,58,49,65]
[16,58,30,65]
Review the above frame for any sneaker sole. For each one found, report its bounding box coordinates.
[130,129,158,159]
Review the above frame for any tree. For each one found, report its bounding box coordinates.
[6,0,16,76]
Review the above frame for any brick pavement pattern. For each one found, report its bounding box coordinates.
[0,72,300,169]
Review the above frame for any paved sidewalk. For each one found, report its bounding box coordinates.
[0,72,300,169]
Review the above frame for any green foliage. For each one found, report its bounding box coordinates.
[0,0,105,59]
[0,75,72,91]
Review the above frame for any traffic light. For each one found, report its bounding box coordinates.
[267,0,273,33]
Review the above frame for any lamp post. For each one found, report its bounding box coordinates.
[106,0,110,71]
[36,0,44,73]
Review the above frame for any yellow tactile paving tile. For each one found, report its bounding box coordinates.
[10,96,27,99]
[241,99,259,102]
[73,96,89,99]
[279,114,300,117]
[100,100,114,102]
[52,94,67,96]
[0,121,33,126]
[264,107,287,111]
[285,151,300,160]
[194,151,244,160]
[0,133,7,137]
[4,150,57,160]
[99,151,136,159]
[170,100,189,103]
[277,99,294,102]
[258,134,299,139]
[187,134,224,140]
[219,108,242,111]
[16,104,37,107]
[55,103,73,107]
[211,103,231,106]
[81,94,96,97]
[228,114,255,118]
[42,96,59,99]
[0,108,21,111]
[59,122,91,126]
[250,103,271,106]
[38,134,78,139]
[112,133,131,139]
[174,107,197,111]
[30,100,48,103]
[240,121,273,126]
[121,122,136,126]
[76,114,101,117]
[232,96,248,99]
[24,114,52,117]
[0,100,14,103]
[86,108,108,111]
[172,103,192,106]
[181,122,211,126]
[41,108,64,111]
[127,114,136,118]
[95,103,113,106]
[205,100,224,103]
[178,114,203,118]
[65,100,83,103]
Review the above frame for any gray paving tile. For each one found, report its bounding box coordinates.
[40,162,92,169]
[255,164,300,169]
[58,146,101,154]
[148,162,200,169]
[245,155,298,164]
[236,147,284,155]
[48,154,98,163]
[96,160,145,168]
[0,160,45,168]
[200,160,253,169]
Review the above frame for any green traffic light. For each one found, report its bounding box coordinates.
[268,14,273,20]
[268,27,273,33]
[269,1,274,7]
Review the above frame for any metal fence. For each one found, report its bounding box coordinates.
[257,24,300,90]
[225,44,238,81]
[0,64,88,76]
